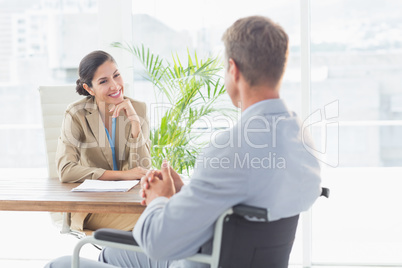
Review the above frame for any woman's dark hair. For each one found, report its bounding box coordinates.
[76,50,116,96]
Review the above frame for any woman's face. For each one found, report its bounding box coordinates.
[86,60,124,106]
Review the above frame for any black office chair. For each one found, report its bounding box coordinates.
[218,206,299,267]
[72,188,330,268]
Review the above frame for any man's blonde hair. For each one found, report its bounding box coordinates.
[222,16,289,87]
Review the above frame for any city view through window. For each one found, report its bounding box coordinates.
[0,0,401,266]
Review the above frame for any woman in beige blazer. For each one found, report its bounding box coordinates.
[56,50,151,232]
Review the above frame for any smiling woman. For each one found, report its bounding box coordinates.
[56,50,151,232]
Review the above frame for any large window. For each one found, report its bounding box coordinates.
[0,0,401,266]
[131,0,302,114]
[310,0,402,265]
[0,0,98,172]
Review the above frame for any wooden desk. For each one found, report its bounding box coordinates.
[0,178,144,214]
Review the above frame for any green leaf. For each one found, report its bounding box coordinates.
[112,42,230,172]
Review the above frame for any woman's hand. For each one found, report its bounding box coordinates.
[124,166,148,180]
[98,166,148,181]
[109,100,141,138]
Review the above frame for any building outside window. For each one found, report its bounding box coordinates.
[0,0,401,266]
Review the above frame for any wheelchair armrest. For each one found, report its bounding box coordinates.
[94,228,138,246]
[321,187,330,198]
[232,187,330,222]
[232,204,268,221]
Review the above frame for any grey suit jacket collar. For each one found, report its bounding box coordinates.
[241,98,291,121]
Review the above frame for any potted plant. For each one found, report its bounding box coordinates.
[112,43,231,175]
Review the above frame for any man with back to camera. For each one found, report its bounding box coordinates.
[45,15,321,268]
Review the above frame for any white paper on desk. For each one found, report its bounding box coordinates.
[71,180,139,192]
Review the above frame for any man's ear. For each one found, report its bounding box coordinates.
[228,58,240,82]
[83,83,94,96]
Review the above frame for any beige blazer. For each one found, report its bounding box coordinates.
[56,96,151,183]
